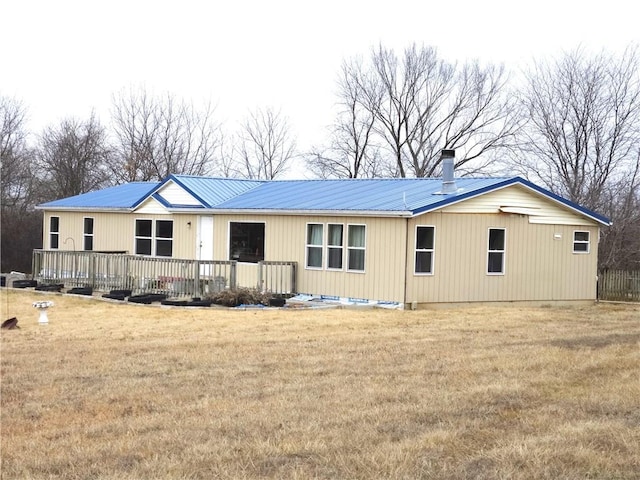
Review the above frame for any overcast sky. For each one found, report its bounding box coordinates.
[3,0,638,166]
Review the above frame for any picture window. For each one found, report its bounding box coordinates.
[229,222,265,263]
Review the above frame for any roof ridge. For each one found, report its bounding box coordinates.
[267,176,514,182]
[171,174,265,182]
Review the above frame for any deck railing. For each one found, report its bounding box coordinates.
[32,250,297,298]
[258,261,297,295]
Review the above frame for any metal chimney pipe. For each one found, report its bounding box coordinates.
[440,149,456,194]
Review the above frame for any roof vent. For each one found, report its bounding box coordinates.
[440,149,457,194]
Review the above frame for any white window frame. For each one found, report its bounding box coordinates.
[134,218,153,256]
[50,216,60,250]
[573,230,590,254]
[414,225,435,275]
[347,224,366,273]
[83,217,94,251]
[134,219,174,257]
[154,219,174,257]
[487,228,506,275]
[305,223,324,269]
[327,223,344,270]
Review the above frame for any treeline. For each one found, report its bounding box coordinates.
[2,44,639,273]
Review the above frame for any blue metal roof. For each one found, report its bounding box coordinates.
[37,175,611,225]
[212,177,503,212]
[38,182,157,209]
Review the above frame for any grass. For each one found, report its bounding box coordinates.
[1,289,639,479]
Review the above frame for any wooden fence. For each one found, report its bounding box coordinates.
[598,270,640,302]
[32,250,297,298]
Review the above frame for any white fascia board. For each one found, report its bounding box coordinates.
[35,206,134,212]
[165,208,414,217]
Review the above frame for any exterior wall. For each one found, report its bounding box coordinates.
[43,211,409,302]
[405,187,601,305]
[42,210,200,260]
[212,214,408,303]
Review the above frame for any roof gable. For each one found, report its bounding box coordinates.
[164,175,263,207]
[133,196,170,214]
[155,181,203,207]
[440,183,599,226]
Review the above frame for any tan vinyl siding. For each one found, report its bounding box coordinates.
[442,184,596,225]
[43,211,199,259]
[405,211,600,304]
[157,183,201,206]
[135,198,171,215]
[213,214,408,303]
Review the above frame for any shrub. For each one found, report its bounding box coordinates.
[207,288,271,307]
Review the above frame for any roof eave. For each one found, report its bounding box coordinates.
[166,207,414,217]
[36,206,134,212]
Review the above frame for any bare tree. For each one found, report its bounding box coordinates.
[233,107,296,179]
[0,96,42,272]
[516,45,640,270]
[1,96,35,210]
[308,59,381,178]
[36,113,112,199]
[598,158,640,270]
[110,87,221,182]
[517,46,640,211]
[317,44,520,178]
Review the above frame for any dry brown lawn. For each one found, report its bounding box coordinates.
[1,289,639,479]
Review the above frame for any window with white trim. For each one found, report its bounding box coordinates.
[327,224,344,270]
[229,222,264,263]
[135,219,173,257]
[135,219,153,255]
[347,224,366,272]
[50,216,60,249]
[83,217,94,251]
[155,220,173,257]
[573,231,590,253]
[415,226,435,274]
[487,228,505,274]
[306,223,323,268]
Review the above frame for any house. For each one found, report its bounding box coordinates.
[36,152,611,308]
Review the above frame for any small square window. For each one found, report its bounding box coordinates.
[573,231,590,253]
[156,220,173,239]
[136,238,152,256]
[136,220,152,238]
